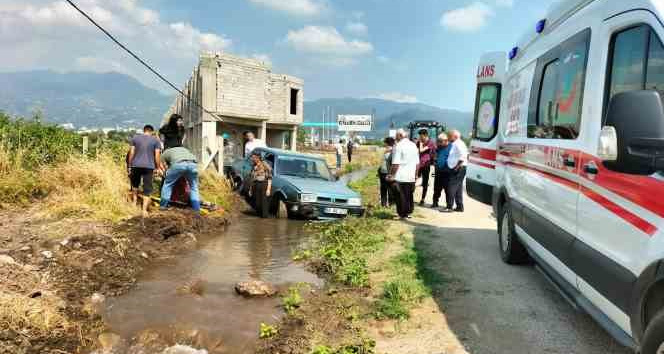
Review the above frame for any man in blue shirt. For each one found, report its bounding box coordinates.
[432,134,452,209]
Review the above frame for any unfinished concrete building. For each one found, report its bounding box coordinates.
[164,52,303,172]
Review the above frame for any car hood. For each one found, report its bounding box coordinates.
[279,175,360,198]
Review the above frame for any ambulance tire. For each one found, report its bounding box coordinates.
[498,205,530,265]
[641,309,664,354]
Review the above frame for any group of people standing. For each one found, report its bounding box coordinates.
[126,114,202,217]
[378,128,468,219]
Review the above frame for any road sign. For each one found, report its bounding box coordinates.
[337,115,372,132]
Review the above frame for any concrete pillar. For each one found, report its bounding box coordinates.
[259,121,267,141]
[291,126,298,152]
[201,121,217,167]
[200,55,218,122]
[216,136,224,175]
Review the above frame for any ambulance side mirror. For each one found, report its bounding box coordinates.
[604,90,664,174]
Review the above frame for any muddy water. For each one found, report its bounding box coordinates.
[103,216,322,353]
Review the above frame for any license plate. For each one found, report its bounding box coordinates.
[324,207,348,215]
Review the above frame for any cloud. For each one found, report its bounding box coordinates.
[0,0,232,92]
[368,92,418,104]
[345,22,368,37]
[377,56,390,63]
[285,26,373,66]
[247,0,327,17]
[440,2,494,32]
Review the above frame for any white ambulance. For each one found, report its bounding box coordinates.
[493,0,664,352]
[467,52,507,205]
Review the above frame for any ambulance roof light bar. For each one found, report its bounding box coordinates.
[508,47,519,60]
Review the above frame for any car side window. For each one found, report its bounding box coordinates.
[529,29,590,140]
[605,25,664,121]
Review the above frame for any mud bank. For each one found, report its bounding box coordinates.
[0,209,229,354]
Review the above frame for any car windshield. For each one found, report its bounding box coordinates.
[276,156,333,181]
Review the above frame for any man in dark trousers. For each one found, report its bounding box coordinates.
[432,134,452,209]
[347,139,354,163]
[127,125,161,217]
[416,129,436,206]
[445,130,469,212]
[388,129,419,219]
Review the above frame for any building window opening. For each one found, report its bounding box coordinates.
[290,88,299,115]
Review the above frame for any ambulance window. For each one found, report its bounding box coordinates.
[646,32,664,96]
[606,25,664,118]
[473,84,500,141]
[608,26,648,101]
[530,29,590,139]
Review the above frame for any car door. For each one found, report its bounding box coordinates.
[574,11,664,335]
[515,29,590,286]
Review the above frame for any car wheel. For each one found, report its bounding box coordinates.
[498,204,530,264]
[274,197,290,219]
[641,309,664,354]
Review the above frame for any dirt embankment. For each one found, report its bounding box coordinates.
[0,208,230,354]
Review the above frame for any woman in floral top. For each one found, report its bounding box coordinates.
[249,152,273,218]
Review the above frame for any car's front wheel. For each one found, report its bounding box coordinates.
[498,204,530,264]
[641,309,664,354]
[272,196,290,219]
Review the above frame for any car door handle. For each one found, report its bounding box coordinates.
[471,148,481,154]
[583,162,599,175]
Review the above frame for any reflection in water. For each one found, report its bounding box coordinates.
[104,216,321,354]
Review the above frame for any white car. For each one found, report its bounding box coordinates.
[489,0,664,353]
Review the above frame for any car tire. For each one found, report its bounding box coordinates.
[498,204,530,264]
[274,197,290,219]
[641,309,664,354]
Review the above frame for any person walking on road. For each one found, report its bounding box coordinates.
[378,137,396,207]
[388,129,419,219]
[432,134,452,209]
[249,151,273,218]
[334,139,344,169]
[347,139,354,163]
[159,146,201,214]
[127,125,161,217]
[445,129,468,213]
[417,129,436,206]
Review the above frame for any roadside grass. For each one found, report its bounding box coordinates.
[348,170,395,220]
[0,291,71,338]
[0,115,235,220]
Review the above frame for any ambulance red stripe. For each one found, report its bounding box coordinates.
[497,144,662,236]
[469,157,496,170]
[470,147,498,161]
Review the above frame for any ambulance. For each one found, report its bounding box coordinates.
[467,52,506,205]
[491,0,664,352]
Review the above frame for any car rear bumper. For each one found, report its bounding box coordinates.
[287,202,365,219]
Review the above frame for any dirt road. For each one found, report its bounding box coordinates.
[399,188,632,354]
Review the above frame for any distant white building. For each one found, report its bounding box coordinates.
[164,52,304,173]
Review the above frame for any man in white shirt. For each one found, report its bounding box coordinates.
[445,129,469,212]
[244,131,266,157]
[389,129,419,219]
[333,139,344,169]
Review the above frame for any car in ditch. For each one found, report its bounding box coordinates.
[229,148,365,219]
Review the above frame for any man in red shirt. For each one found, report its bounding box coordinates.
[416,129,436,206]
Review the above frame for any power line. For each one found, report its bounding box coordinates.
[63,0,219,120]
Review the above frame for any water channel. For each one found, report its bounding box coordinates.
[103,169,369,353]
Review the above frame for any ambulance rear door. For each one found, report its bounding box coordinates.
[467,51,506,205]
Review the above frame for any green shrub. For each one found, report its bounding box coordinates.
[259,323,278,339]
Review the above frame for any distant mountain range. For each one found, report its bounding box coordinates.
[0,70,172,128]
[304,98,472,136]
[0,71,473,134]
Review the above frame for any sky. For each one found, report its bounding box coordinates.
[0,0,557,112]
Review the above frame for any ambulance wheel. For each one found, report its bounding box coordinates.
[498,204,530,264]
[641,309,664,354]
